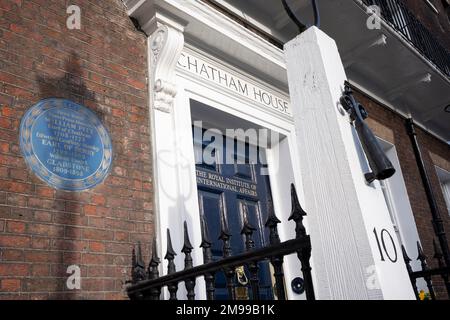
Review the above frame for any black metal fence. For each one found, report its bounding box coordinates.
[402,241,450,299]
[363,0,450,77]
[127,184,315,300]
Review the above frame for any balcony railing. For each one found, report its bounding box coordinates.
[363,0,450,77]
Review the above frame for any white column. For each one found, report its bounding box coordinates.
[284,27,415,300]
[147,23,185,299]
[147,20,206,300]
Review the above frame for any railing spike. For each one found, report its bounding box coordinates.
[240,204,260,300]
[401,245,419,300]
[265,211,281,228]
[131,241,146,284]
[417,241,426,262]
[218,210,232,258]
[265,181,281,244]
[182,221,194,253]
[165,229,177,260]
[218,208,235,299]
[150,237,160,264]
[289,184,314,300]
[200,214,212,249]
[265,180,281,226]
[219,218,231,242]
[401,245,411,264]
[241,221,256,238]
[240,205,256,240]
[148,237,161,300]
[264,180,286,299]
[288,183,307,238]
[165,229,178,300]
[289,183,307,218]
[416,241,436,300]
[132,246,137,269]
[199,215,215,300]
[181,221,196,300]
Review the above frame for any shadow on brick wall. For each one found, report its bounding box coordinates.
[37,51,96,106]
[34,51,103,299]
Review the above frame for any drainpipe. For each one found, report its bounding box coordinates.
[406,118,450,268]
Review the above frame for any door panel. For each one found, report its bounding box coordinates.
[195,128,274,300]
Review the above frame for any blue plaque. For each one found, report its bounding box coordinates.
[20,98,113,191]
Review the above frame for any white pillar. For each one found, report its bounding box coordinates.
[147,20,206,300]
[285,27,415,300]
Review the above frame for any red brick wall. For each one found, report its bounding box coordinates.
[354,88,450,298]
[0,0,152,299]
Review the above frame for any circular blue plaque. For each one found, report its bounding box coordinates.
[20,98,113,191]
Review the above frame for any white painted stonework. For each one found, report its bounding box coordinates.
[177,50,291,117]
[147,21,194,299]
[285,27,415,300]
[127,0,419,300]
[146,18,306,300]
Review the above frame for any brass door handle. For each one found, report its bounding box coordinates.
[235,266,248,286]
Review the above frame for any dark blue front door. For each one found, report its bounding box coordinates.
[194,130,274,300]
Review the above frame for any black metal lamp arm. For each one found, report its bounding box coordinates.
[340,82,396,183]
[282,0,321,34]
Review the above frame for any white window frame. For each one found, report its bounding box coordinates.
[424,0,439,14]
[435,166,450,216]
[151,44,309,300]
[377,138,428,291]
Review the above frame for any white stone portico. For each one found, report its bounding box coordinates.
[124,0,416,300]
[285,27,415,299]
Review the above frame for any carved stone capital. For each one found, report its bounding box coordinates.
[149,25,184,113]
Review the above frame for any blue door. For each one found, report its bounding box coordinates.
[194,129,274,300]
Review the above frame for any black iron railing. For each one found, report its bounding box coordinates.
[402,241,450,299]
[363,0,450,77]
[127,184,315,300]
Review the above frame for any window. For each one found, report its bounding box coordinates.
[380,179,402,243]
[435,166,450,216]
[377,138,422,249]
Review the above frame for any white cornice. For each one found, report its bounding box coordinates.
[127,0,289,91]
[171,0,285,65]
[150,25,185,113]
